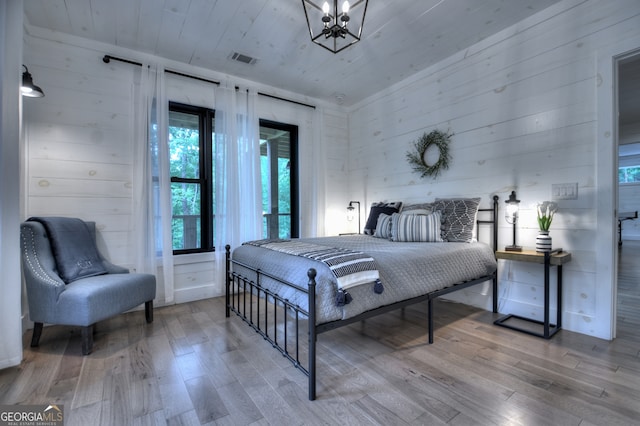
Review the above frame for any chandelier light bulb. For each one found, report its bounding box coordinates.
[322,2,330,15]
[342,1,350,14]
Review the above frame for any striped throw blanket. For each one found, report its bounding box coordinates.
[243,239,383,306]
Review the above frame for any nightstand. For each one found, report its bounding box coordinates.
[494,248,571,339]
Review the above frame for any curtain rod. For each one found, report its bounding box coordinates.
[102,54,316,110]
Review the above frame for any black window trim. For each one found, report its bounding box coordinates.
[259,119,300,239]
[169,101,215,255]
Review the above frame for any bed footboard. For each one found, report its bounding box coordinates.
[226,245,496,400]
[225,245,319,399]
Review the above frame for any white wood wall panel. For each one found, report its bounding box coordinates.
[348,0,640,339]
[22,29,344,309]
[320,109,351,235]
[24,39,136,274]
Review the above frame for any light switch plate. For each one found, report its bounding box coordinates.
[552,182,578,200]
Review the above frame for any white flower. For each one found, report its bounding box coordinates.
[537,201,558,231]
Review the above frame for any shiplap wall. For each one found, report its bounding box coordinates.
[347,0,640,339]
[22,30,348,307]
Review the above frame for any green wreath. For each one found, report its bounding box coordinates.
[406,130,453,178]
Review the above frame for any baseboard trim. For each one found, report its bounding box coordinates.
[174,284,221,304]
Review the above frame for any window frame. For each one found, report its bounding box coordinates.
[260,119,300,239]
[619,165,640,185]
[169,101,214,255]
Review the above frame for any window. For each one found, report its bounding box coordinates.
[619,143,640,184]
[168,102,214,254]
[619,166,640,183]
[260,120,299,239]
[169,103,299,253]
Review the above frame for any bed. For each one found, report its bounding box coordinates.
[225,195,499,400]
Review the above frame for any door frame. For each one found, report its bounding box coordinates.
[596,38,640,340]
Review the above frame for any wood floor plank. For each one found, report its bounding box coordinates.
[129,377,163,418]
[131,409,168,426]
[157,378,194,420]
[215,380,263,425]
[100,372,132,426]
[184,375,228,424]
[65,400,103,426]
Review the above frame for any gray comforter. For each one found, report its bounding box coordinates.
[231,235,497,324]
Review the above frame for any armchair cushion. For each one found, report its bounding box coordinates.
[27,217,107,283]
[54,273,156,326]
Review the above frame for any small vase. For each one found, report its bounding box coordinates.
[536,230,552,252]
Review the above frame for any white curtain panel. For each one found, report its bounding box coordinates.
[311,107,327,237]
[132,64,175,304]
[214,83,263,292]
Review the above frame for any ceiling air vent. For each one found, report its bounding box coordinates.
[229,52,257,65]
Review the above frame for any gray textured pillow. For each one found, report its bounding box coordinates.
[402,202,434,214]
[433,198,481,242]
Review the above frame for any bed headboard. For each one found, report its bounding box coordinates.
[476,195,499,251]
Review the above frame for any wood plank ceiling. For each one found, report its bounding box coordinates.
[23,0,562,106]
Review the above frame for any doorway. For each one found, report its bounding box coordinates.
[616,52,640,338]
[259,120,299,240]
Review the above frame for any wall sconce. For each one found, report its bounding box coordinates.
[347,201,361,234]
[21,65,45,98]
[504,190,522,252]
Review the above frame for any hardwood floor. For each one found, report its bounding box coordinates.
[1,244,639,425]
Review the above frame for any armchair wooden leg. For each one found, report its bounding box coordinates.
[145,301,154,323]
[81,325,94,355]
[31,322,43,347]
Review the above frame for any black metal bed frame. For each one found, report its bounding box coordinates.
[225,195,499,400]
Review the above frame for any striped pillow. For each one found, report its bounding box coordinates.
[433,198,481,242]
[373,213,393,239]
[390,211,443,242]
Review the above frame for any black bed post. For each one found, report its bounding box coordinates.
[307,268,317,401]
[492,195,499,313]
[427,299,434,344]
[492,195,499,250]
[225,245,231,318]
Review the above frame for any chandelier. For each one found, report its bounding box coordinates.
[302,0,369,54]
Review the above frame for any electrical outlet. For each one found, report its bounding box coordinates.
[552,183,578,200]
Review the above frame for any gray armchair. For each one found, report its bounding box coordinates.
[20,219,156,355]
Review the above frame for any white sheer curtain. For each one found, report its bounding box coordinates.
[310,106,327,237]
[214,83,262,291]
[132,63,174,304]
